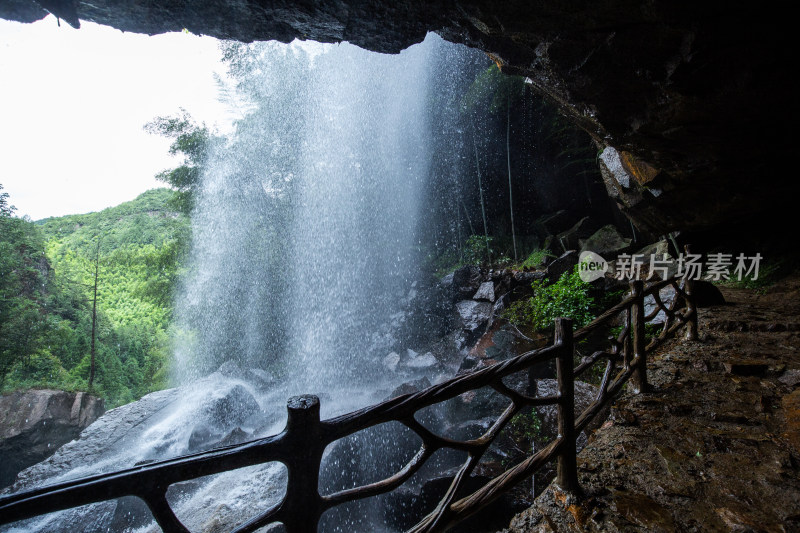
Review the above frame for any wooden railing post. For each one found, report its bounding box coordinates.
[526,363,538,398]
[630,280,647,393]
[554,317,579,492]
[683,244,699,341]
[622,307,632,370]
[282,395,325,533]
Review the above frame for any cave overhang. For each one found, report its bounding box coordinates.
[2,0,793,235]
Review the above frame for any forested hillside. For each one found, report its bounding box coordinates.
[0,187,188,406]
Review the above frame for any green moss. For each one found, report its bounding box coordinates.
[515,248,555,270]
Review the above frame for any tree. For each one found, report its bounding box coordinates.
[144,110,213,214]
[88,239,100,391]
[471,123,492,263]
[1,187,184,406]
[0,184,15,217]
[463,65,526,261]
[506,98,518,261]
[0,186,49,385]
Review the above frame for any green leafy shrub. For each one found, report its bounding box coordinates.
[504,266,594,331]
[502,408,547,467]
[5,349,69,387]
[509,410,544,444]
[464,234,493,265]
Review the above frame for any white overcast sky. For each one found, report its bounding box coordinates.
[0,15,233,220]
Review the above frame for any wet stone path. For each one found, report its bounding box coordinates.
[502,276,800,532]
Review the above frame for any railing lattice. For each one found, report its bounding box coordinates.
[0,270,699,533]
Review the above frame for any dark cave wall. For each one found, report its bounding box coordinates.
[2,1,794,236]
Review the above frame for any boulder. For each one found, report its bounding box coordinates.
[4,381,283,533]
[404,352,438,369]
[634,239,678,279]
[439,271,454,289]
[0,389,104,488]
[451,384,511,420]
[642,279,724,322]
[580,225,632,259]
[216,427,251,448]
[635,239,673,260]
[545,250,579,284]
[457,354,482,373]
[383,351,401,372]
[644,285,678,325]
[384,463,528,531]
[201,384,261,429]
[455,300,493,333]
[446,416,497,441]
[693,280,726,307]
[386,377,432,400]
[187,424,252,454]
[481,329,518,361]
[473,281,496,302]
[534,379,606,445]
[188,424,218,452]
[493,293,509,316]
[512,270,546,286]
[189,383,266,453]
[557,216,600,251]
[451,265,482,300]
[541,234,560,256]
[425,330,469,373]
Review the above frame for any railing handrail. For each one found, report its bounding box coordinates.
[0,262,700,533]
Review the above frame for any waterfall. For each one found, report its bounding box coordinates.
[2,34,491,533]
[175,37,437,402]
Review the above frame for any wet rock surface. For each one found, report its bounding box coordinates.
[5,388,181,493]
[456,299,494,333]
[0,390,104,488]
[580,225,632,258]
[501,275,800,532]
[1,372,289,533]
[544,251,578,284]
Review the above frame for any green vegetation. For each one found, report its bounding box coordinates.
[1,186,50,388]
[1,187,189,407]
[463,235,494,265]
[516,249,554,270]
[428,242,555,278]
[720,256,790,293]
[508,409,544,445]
[463,65,527,262]
[425,60,604,277]
[504,266,594,331]
[144,110,214,215]
[503,408,546,468]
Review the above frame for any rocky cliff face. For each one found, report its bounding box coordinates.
[1,1,792,235]
[0,389,104,488]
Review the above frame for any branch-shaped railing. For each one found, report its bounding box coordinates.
[0,265,699,533]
